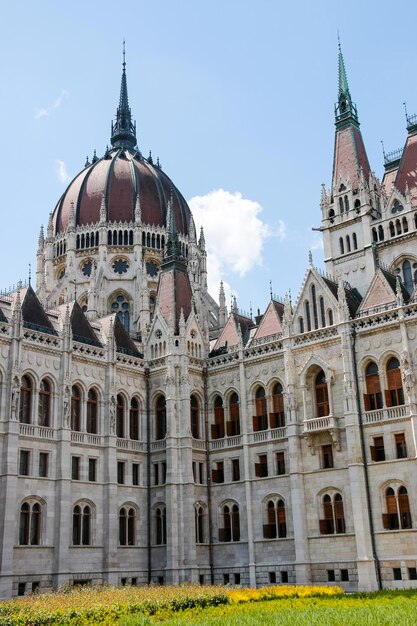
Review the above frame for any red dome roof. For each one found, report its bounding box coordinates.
[52,148,191,236]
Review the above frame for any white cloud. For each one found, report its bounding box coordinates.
[35,89,69,119]
[55,160,70,184]
[188,189,271,297]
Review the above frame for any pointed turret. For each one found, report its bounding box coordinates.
[110,42,137,149]
[218,281,227,327]
[332,42,370,190]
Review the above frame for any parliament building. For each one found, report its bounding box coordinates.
[1,46,417,597]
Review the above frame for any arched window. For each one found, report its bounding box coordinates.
[396,219,402,235]
[305,300,311,331]
[119,507,136,546]
[270,383,285,428]
[87,389,98,434]
[389,221,395,237]
[190,395,200,439]
[315,370,329,417]
[299,317,304,333]
[319,296,326,327]
[116,394,125,438]
[346,234,351,252]
[311,284,318,329]
[129,398,139,440]
[344,195,349,212]
[386,357,404,407]
[38,378,51,427]
[378,225,384,241]
[364,362,382,411]
[212,396,224,439]
[155,505,166,545]
[111,294,130,332]
[72,504,92,545]
[372,228,378,243]
[353,232,358,250]
[339,237,344,254]
[402,260,413,294]
[328,309,334,326]
[383,486,412,530]
[339,197,344,214]
[155,395,166,440]
[403,217,408,233]
[19,502,41,545]
[228,392,240,436]
[263,498,287,539]
[319,493,345,535]
[71,385,81,431]
[253,387,267,431]
[219,503,240,542]
[195,504,205,544]
[19,375,32,424]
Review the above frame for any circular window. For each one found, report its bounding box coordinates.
[82,261,93,277]
[112,258,129,274]
[146,262,158,277]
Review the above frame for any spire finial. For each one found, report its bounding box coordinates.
[110,42,137,149]
[381,139,386,161]
[28,263,31,287]
[269,280,273,300]
[335,38,359,129]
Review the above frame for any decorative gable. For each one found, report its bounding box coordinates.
[253,300,283,341]
[358,270,397,312]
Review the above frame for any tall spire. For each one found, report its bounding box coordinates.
[335,38,359,130]
[110,41,137,149]
[163,190,183,265]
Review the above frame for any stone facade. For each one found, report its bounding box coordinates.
[1,47,417,599]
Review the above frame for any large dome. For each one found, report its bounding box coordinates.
[52,148,191,236]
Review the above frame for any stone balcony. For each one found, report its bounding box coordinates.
[303,415,340,453]
[363,405,408,424]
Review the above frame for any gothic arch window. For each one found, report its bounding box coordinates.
[119,506,136,546]
[299,316,304,333]
[402,260,413,294]
[346,234,351,252]
[253,386,267,432]
[129,397,139,440]
[378,225,384,241]
[402,217,408,233]
[219,503,240,542]
[71,385,82,431]
[311,284,318,330]
[339,237,344,255]
[383,486,412,530]
[87,388,98,434]
[319,296,326,327]
[263,498,287,539]
[389,221,395,237]
[228,392,240,436]
[155,395,166,440]
[339,197,344,214]
[386,357,404,407]
[328,309,334,326]
[270,382,285,428]
[111,293,130,332]
[116,394,125,438]
[212,395,224,440]
[19,501,41,545]
[38,378,51,427]
[354,199,361,212]
[19,375,33,424]
[372,228,378,243]
[195,504,206,544]
[72,503,92,545]
[319,492,345,535]
[352,232,358,250]
[315,369,329,417]
[155,505,166,545]
[364,362,382,411]
[344,195,349,212]
[305,300,311,331]
[190,395,200,439]
[396,219,402,236]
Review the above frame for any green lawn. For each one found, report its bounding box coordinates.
[121,591,417,626]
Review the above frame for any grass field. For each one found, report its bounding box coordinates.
[0,585,416,625]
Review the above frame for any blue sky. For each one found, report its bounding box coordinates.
[1,0,416,316]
